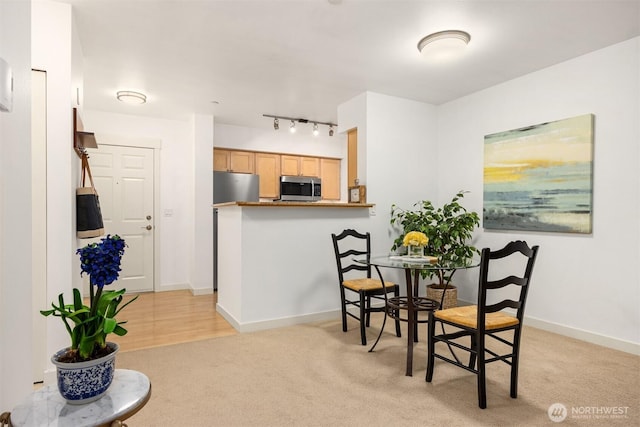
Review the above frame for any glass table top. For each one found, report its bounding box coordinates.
[355,255,480,271]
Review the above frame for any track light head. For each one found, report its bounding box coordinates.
[313,123,319,136]
[289,120,296,133]
[329,126,334,137]
[273,118,279,130]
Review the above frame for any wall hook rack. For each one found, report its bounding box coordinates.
[73,107,97,158]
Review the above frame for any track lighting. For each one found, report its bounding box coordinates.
[263,114,337,137]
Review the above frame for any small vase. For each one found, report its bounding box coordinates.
[51,342,119,404]
[407,245,424,258]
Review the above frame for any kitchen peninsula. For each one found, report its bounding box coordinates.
[214,201,374,332]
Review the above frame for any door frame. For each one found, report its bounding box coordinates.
[93,134,161,292]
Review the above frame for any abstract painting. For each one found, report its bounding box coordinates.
[483,114,594,233]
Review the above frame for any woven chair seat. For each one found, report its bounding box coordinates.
[434,305,519,330]
[342,278,396,292]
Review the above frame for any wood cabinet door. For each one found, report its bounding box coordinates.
[255,153,280,199]
[300,157,320,177]
[230,151,255,173]
[280,155,300,176]
[213,149,231,171]
[321,158,341,200]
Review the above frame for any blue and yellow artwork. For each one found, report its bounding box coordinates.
[483,114,594,233]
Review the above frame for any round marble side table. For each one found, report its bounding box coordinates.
[8,369,151,427]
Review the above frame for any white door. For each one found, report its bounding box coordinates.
[87,145,155,293]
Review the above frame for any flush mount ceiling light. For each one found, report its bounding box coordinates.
[263,114,338,137]
[417,30,471,60]
[116,90,147,104]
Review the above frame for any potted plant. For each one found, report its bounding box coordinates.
[40,234,138,404]
[390,191,480,308]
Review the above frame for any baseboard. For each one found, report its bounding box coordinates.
[43,367,56,386]
[155,282,190,292]
[190,287,214,296]
[220,299,638,355]
[523,315,639,355]
[216,303,341,333]
[458,298,639,355]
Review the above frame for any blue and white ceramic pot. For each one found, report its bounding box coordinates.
[51,342,118,404]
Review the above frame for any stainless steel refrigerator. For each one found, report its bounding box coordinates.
[213,171,259,290]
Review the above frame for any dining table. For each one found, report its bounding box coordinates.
[355,255,479,376]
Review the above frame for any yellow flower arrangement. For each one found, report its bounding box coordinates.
[402,231,428,247]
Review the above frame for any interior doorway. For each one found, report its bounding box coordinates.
[347,128,358,187]
[31,70,47,383]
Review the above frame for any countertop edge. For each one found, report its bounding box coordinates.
[213,202,374,208]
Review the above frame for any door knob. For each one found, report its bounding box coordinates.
[146,215,152,220]
[141,225,152,230]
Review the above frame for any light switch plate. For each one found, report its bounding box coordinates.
[0,57,13,113]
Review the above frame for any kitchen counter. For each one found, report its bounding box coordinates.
[214,202,376,333]
[213,201,373,208]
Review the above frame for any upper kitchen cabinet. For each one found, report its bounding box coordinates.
[281,155,320,177]
[213,149,255,173]
[320,158,341,200]
[255,153,281,199]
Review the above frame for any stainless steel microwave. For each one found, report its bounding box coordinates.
[279,176,321,202]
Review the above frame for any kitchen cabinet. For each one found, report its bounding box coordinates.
[213,149,255,173]
[281,155,320,177]
[320,158,341,200]
[255,153,281,199]
[214,147,341,200]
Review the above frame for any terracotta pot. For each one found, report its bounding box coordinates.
[426,284,458,309]
[51,342,119,404]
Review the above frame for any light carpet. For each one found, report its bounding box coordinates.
[117,317,639,426]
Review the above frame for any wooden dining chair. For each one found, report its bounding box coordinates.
[331,229,401,345]
[426,240,539,408]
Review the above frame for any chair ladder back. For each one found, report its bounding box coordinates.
[477,241,539,327]
[331,229,372,283]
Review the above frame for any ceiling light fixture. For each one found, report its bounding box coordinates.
[116,90,147,104]
[263,114,338,137]
[417,30,471,60]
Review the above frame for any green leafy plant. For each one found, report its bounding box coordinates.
[390,191,480,286]
[40,235,138,362]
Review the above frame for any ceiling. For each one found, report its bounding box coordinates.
[62,0,640,130]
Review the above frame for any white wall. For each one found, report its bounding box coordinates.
[84,110,194,291]
[191,114,214,294]
[32,0,78,381]
[215,121,344,159]
[0,0,33,411]
[436,37,640,350]
[338,92,439,285]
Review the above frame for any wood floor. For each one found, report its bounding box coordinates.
[108,290,237,353]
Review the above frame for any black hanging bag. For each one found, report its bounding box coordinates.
[76,153,105,238]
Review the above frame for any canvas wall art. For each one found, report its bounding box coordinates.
[483,114,594,233]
